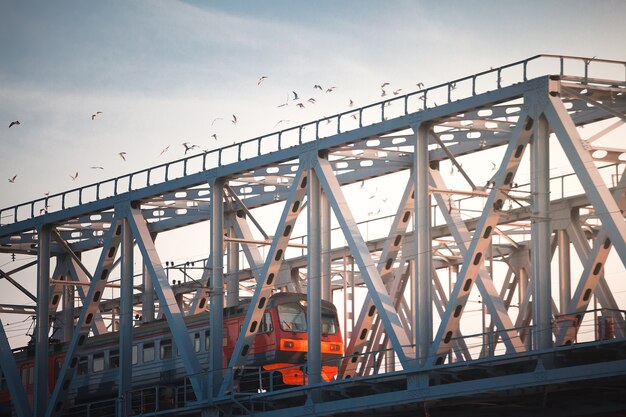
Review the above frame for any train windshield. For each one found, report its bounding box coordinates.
[278,303,307,332]
[277,302,339,335]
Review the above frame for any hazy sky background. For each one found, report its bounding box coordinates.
[1,1,626,346]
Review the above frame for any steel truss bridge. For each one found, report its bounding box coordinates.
[1,55,626,417]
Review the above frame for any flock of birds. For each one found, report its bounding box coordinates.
[5,75,430,197]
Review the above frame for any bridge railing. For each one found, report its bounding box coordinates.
[2,55,625,228]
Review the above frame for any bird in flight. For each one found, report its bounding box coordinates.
[277,94,289,108]
[231,114,238,124]
[326,87,336,93]
[416,82,425,89]
[349,99,354,107]
[211,117,223,126]
[313,84,323,91]
[70,172,79,181]
[182,142,199,154]
[8,120,20,128]
[257,76,268,85]
[118,152,127,161]
[393,89,402,95]
[381,82,390,89]
[159,145,170,156]
[274,119,290,128]
[296,103,305,109]
[91,111,103,120]
[90,166,104,170]
[8,175,17,183]
[211,133,218,141]
[292,91,300,100]
[307,98,316,104]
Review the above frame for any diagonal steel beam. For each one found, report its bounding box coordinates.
[0,268,36,302]
[0,318,32,417]
[546,95,626,266]
[340,174,416,377]
[429,109,533,365]
[125,204,204,398]
[219,165,309,397]
[557,170,626,344]
[46,214,122,417]
[66,256,107,335]
[430,166,524,356]
[315,156,415,366]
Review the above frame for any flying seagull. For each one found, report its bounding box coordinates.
[292,91,299,100]
[91,111,103,120]
[182,142,199,154]
[326,87,336,93]
[8,120,20,128]
[70,172,79,181]
[211,117,223,126]
[159,145,170,156]
[416,82,425,89]
[349,99,354,107]
[211,133,218,141]
[90,166,104,170]
[8,175,16,183]
[118,152,127,161]
[313,84,323,91]
[257,76,268,85]
[381,82,390,89]
[231,114,238,124]
[296,103,305,109]
[307,98,316,104]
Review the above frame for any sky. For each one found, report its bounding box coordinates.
[1,0,626,346]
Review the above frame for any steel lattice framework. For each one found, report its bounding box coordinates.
[1,55,626,417]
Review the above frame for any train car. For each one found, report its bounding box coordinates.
[0,292,343,415]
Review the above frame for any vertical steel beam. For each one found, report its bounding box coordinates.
[210,176,225,398]
[62,259,74,343]
[321,189,332,302]
[308,160,322,385]
[531,114,552,351]
[227,225,240,307]
[0,318,31,417]
[558,229,571,313]
[35,223,51,417]
[143,232,157,323]
[118,215,134,416]
[414,123,432,367]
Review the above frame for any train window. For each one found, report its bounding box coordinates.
[194,333,201,352]
[160,339,172,359]
[110,350,119,368]
[260,312,273,333]
[132,345,138,365]
[278,303,307,332]
[93,353,105,372]
[143,343,155,362]
[77,357,88,375]
[321,312,338,335]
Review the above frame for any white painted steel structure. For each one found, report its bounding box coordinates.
[1,55,626,416]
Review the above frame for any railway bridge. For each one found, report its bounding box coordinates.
[1,55,626,416]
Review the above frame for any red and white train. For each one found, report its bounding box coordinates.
[0,292,343,415]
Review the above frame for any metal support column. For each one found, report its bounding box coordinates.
[143,233,156,323]
[227,225,240,307]
[308,160,322,386]
[321,188,332,302]
[210,176,225,398]
[532,114,553,351]
[558,229,571,313]
[34,223,51,417]
[118,215,134,416]
[62,260,74,343]
[414,123,432,366]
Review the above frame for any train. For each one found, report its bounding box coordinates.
[0,292,344,416]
